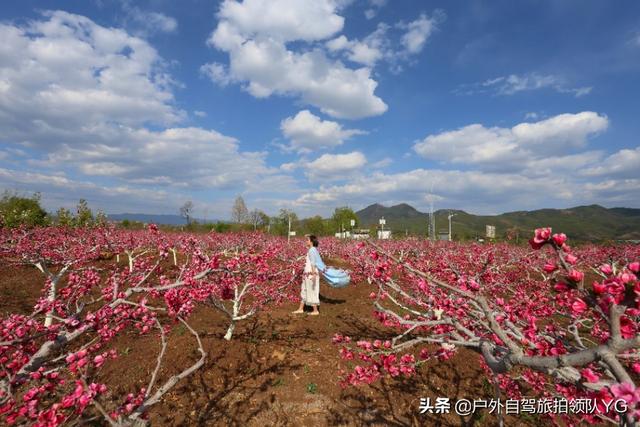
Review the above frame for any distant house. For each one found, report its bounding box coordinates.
[352,229,370,239]
[336,229,370,239]
[377,230,392,239]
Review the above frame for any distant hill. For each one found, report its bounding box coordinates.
[356,203,640,241]
[107,213,217,225]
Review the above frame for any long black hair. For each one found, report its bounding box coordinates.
[308,234,319,247]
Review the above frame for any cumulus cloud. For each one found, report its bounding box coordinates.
[204,0,388,119]
[456,73,592,97]
[413,112,608,171]
[295,168,573,212]
[0,11,294,209]
[0,9,182,144]
[289,111,638,216]
[582,147,640,179]
[326,12,441,69]
[294,166,640,215]
[305,151,367,180]
[41,127,272,189]
[326,24,389,67]
[0,167,173,213]
[280,110,365,152]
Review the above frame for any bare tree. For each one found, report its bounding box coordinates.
[248,209,268,230]
[179,201,194,224]
[231,196,249,224]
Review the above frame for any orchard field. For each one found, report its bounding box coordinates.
[0,225,639,426]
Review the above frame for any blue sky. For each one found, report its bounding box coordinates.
[0,0,639,219]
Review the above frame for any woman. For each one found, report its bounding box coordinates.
[292,234,325,316]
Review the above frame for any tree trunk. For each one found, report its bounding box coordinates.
[223,321,235,341]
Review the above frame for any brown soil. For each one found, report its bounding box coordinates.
[0,259,578,427]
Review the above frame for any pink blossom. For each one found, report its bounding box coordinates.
[581,368,600,383]
[629,262,640,274]
[93,355,105,367]
[571,298,588,315]
[620,272,634,284]
[565,254,578,265]
[552,233,567,246]
[619,317,637,339]
[610,382,640,406]
[600,264,613,275]
[567,269,584,283]
[593,281,606,294]
[533,227,552,243]
[529,227,552,249]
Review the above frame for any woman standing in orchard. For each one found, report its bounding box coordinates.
[292,234,325,316]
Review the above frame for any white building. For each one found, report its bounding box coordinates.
[377,230,392,239]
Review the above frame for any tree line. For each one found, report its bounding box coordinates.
[0,192,107,228]
[181,195,360,236]
[0,191,361,236]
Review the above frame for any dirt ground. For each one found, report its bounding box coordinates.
[0,259,565,427]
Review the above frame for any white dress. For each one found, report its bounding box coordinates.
[301,249,320,305]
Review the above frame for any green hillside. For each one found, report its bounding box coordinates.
[355,203,640,242]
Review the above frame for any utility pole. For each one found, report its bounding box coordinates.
[428,201,436,241]
[448,212,456,242]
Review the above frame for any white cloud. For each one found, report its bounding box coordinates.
[200,62,234,86]
[0,9,182,148]
[205,0,388,119]
[326,24,389,67]
[582,147,640,179]
[44,127,273,189]
[214,0,344,43]
[0,167,173,213]
[326,13,441,69]
[364,9,377,20]
[413,112,608,171]
[295,168,573,212]
[371,157,392,168]
[280,110,365,152]
[287,111,639,216]
[294,167,640,215]
[0,11,295,208]
[119,2,178,36]
[193,110,207,117]
[364,0,388,20]
[457,73,592,97]
[305,151,367,180]
[399,13,438,54]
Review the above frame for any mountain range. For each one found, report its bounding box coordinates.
[355,203,640,241]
